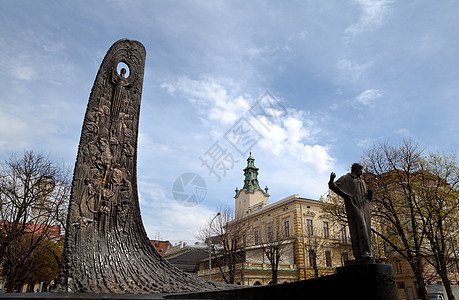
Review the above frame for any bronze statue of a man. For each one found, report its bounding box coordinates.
[329,163,373,259]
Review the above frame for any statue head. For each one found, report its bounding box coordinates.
[351,163,363,176]
[120,68,127,78]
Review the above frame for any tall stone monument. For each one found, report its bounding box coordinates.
[56,39,218,293]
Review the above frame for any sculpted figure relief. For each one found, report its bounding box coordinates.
[329,163,373,259]
[55,39,219,294]
[111,67,134,118]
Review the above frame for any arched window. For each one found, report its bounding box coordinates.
[253,281,262,286]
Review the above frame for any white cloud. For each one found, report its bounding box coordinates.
[357,137,376,148]
[337,59,373,81]
[247,46,266,58]
[138,132,174,158]
[284,116,310,143]
[138,181,169,207]
[160,82,176,94]
[345,0,394,37]
[244,100,334,179]
[395,128,410,136]
[298,31,308,41]
[257,118,333,175]
[138,180,217,244]
[12,65,37,81]
[354,89,383,106]
[160,77,334,198]
[162,77,250,126]
[0,109,30,151]
[42,41,66,54]
[329,103,339,110]
[164,77,334,173]
[257,137,334,200]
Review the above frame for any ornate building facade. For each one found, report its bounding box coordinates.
[198,153,352,285]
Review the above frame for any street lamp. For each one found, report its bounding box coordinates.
[208,212,221,281]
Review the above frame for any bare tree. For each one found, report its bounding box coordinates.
[302,213,346,279]
[363,140,459,300]
[0,151,70,292]
[258,220,291,284]
[363,140,429,300]
[197,206,246,284]
[416,153,459,300]
[303,219,321,279]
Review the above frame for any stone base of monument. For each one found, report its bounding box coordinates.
[336,260,398,300]
[168,260,398,300]
[0,261,397,300]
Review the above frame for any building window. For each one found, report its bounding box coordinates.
[306,219,313,236]
[397,282,405,289]
[309,250,316,267]
[340,224,347,243]
[284,220,290,237]
[254,230,259,245]
[267,226,273,241]
[323,221,329,238]
[325,250,332,267]
[242,234,246,247]
[395,261,402,274]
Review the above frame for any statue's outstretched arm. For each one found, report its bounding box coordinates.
[329,172,349,200]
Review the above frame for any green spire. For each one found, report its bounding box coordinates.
[242,151,260,193]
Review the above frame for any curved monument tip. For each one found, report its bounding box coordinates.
[107,39,147,58]
[115,38,138,43]
[56,39,211,294]
[115,38,145,46]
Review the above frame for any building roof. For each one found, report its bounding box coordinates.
[150,240,172,256]
[163,242,208,259]
[1,221,61,237]
[230,194,322,223]
[166,249,209,273]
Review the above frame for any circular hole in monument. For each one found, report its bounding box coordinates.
[117,62,130,78]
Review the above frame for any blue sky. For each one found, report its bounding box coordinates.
[1,0,458,244]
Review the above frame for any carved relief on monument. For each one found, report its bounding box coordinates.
[56,39,220,293]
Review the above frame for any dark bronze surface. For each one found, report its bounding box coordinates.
[55,39,219,294]
[329,163,373,259]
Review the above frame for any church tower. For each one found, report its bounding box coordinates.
[243,153,260,192]
[234,152,270,218]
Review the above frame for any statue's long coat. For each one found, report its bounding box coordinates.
[333,173,372,259]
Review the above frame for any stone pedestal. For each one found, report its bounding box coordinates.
[168,261,398,299]
[336,261,398,300]
[6,263,398,299]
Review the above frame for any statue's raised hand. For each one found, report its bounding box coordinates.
[329,172,336,183]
